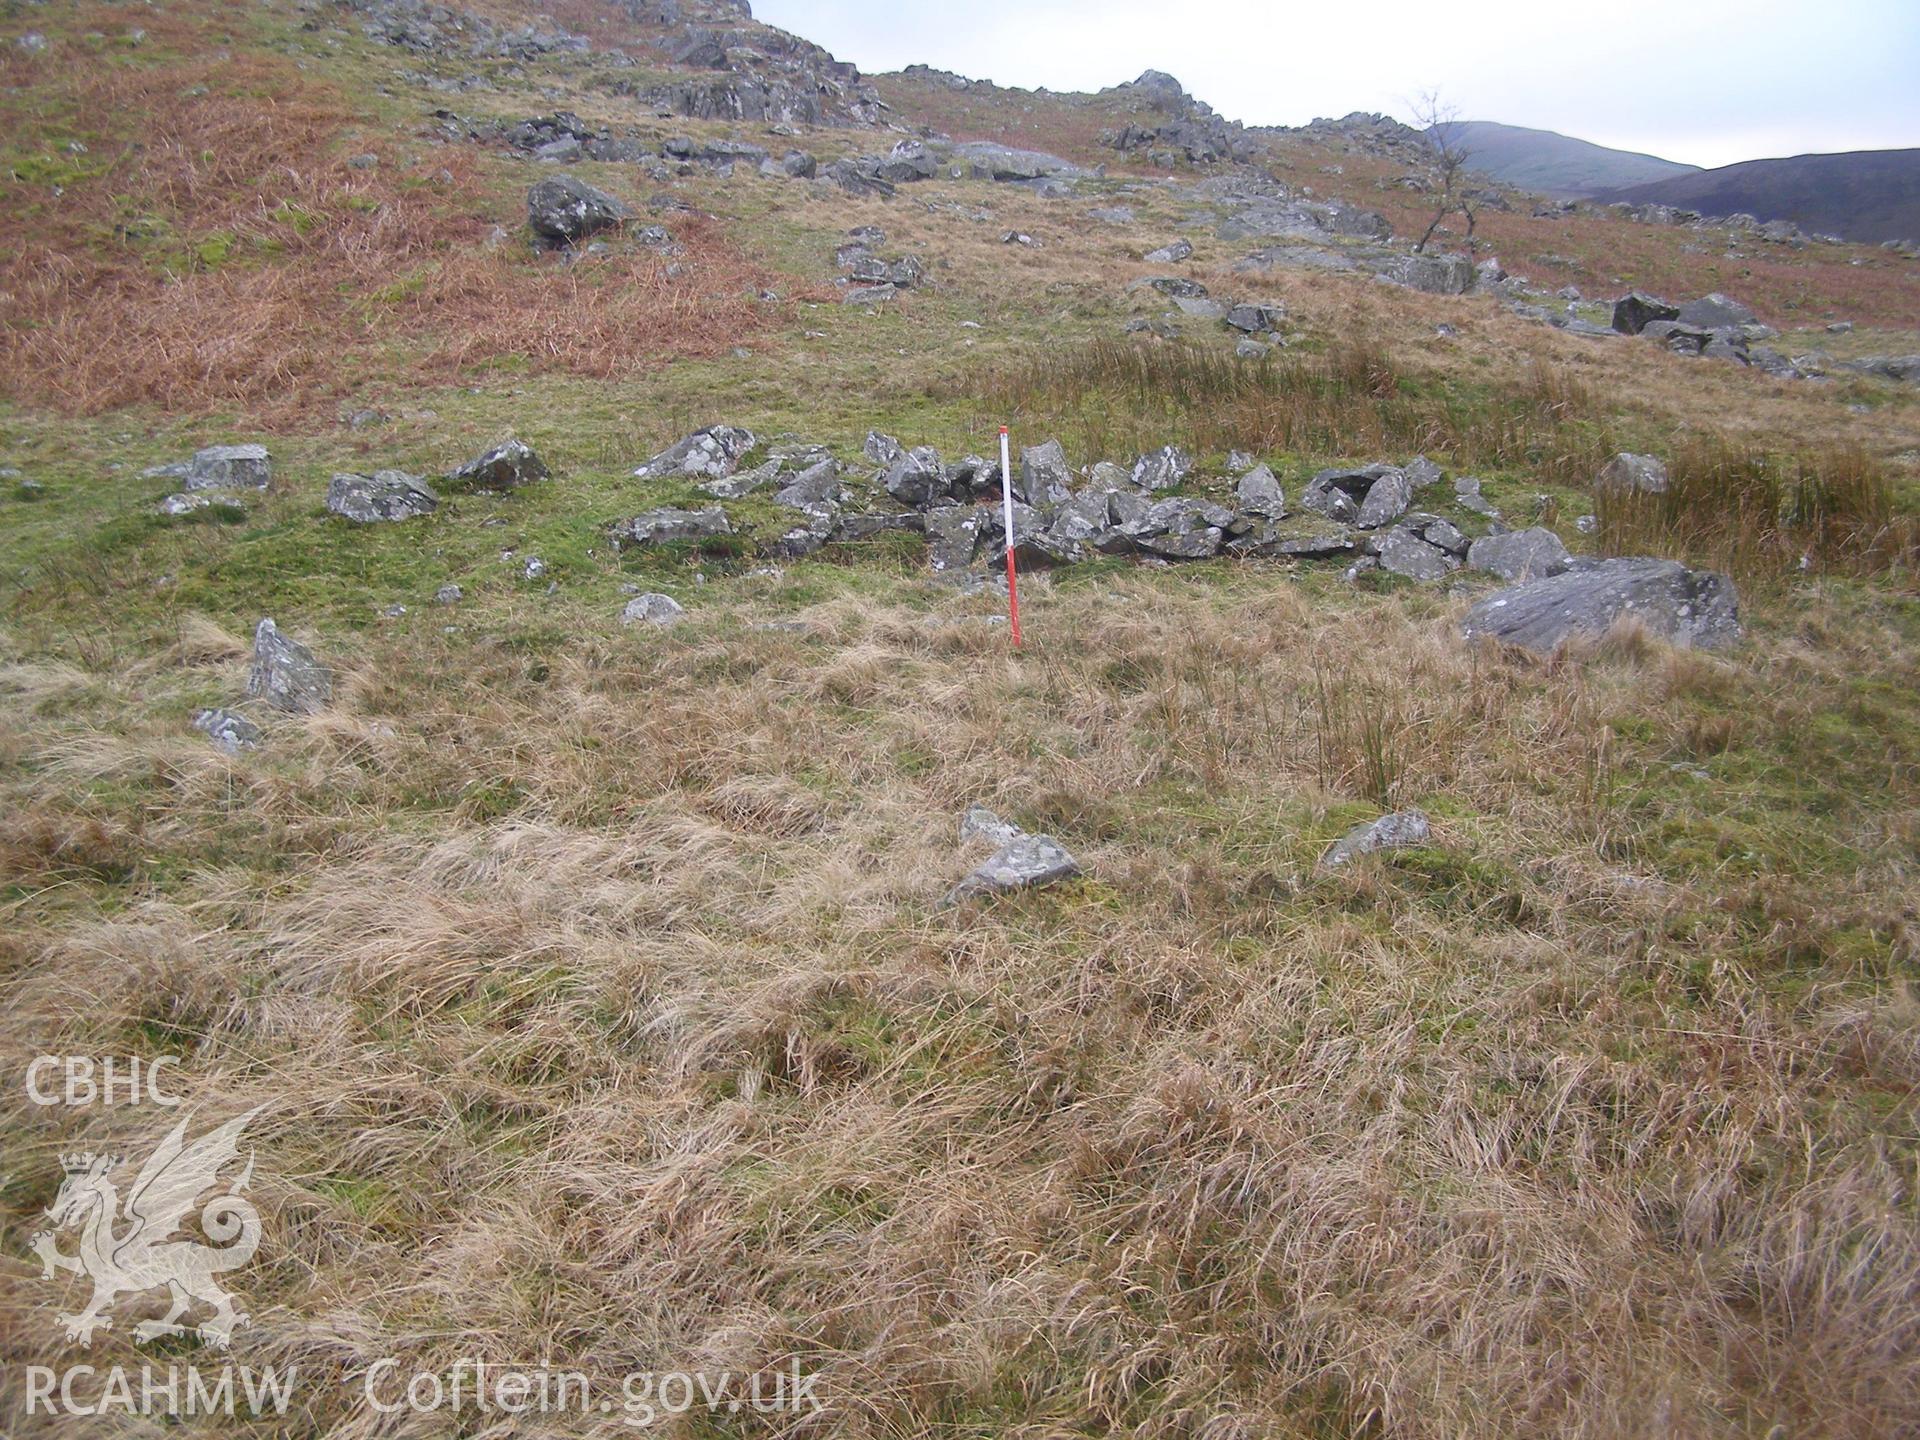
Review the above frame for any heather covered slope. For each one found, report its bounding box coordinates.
[3,3,1920,1438]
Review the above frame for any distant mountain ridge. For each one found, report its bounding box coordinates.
[1596,148,1920,244]
[1429,120,1699,199]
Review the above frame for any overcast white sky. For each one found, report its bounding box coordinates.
[753,0,1920,169]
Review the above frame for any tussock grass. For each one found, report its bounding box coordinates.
[1597,438,1918,585]
[962,334,1625,484]
[4,569,1918,1437]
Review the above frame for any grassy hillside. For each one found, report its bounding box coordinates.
[1434,119,1700,198]
[3,2,1920,1438]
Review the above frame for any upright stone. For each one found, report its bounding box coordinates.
[1018,439,1073,507]
[245,619,332,714]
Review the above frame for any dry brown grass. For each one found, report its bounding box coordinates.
[962,332,1625,485]
[0,2,803,419]
[3,569,1917,1438]
[1597,437,1918,585]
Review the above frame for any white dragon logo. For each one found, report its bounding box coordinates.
[29,1106,265,1347]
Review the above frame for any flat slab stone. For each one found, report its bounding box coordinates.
[944,832,1081,904]
[609,506,732,546]
[1462,556,1742,654]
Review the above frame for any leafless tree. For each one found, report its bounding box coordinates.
[1411,89,1481,256]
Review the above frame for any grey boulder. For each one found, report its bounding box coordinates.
[447,438,549,491]
[1462,556,1742,654]
[621,592,685,626]
[1130,444,1191,491]
[883,446,948,507]
[633,426,757,480]
[1225,302,1284,333]
[950,141,1092,182]
[1674,293,1756,331]
[944,807,1081,904]
[527,175,629,246]
[1376,527,1458,580]
[1018,439,1073,506]
[925,506,985,571]
[245,619,332,715]
[1595,452,1670,496]
[1235,464,1286,519]
[1611,292,1679,335]
[1405,455,1444,489]
[192,707,263,755]
[773,458,844,512]
[327,470,438,523]
[1387,253,1475,295]
[1467,527,1571,581]
[1355,469,1414,528]
[185,444,272,491]
[1320,809,1431,870]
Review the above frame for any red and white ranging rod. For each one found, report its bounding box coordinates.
[998,425,1023,647]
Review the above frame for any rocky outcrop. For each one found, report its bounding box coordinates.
[1101,71,1255,166]
[949,141,1095,182]
[345,0,587,60]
